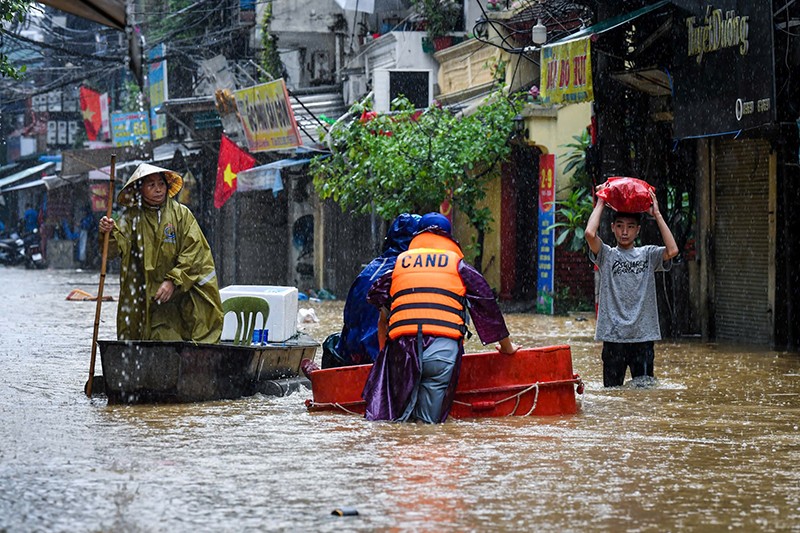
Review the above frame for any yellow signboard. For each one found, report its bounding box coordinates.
[234,79,302,152]
[540,37,593,105]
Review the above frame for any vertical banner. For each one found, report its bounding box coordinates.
[148,43,168,140]
[234,79,302,152]
[99,92,110,141]
[540,37,593,105]
[537,153,556,314]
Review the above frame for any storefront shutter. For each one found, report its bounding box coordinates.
[714,139,771,344]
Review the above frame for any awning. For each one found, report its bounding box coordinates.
[87,161,144,182]
[552,0,671,43]
[0,162,20,175]
[4,179,46,192]
[153,142,202,163]
[333,0,407,14]
[0,162,55,191]
[35,0,126,30]
[43,174,90,191]
[47,161,144,191]
[612,68,672,97]
[236,158,313,195]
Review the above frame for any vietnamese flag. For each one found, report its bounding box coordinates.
[214,135,256,208]
[79,86,102,141]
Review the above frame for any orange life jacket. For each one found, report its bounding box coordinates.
[388,233,467,340]
[407,232,464,258]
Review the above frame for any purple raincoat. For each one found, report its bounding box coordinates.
[362,261,510,422]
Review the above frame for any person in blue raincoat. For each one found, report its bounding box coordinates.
[322,213,421,368]
[23,204,39,233]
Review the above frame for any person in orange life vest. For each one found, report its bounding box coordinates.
[362,212,519,423]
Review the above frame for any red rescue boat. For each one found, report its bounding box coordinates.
[305,345,583,418]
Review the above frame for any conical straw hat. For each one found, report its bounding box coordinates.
[117,163,184,207]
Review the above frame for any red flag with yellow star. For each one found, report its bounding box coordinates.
[214,135,256,208]
[79,86,102,141]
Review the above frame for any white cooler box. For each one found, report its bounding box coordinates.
[220,285,299,342]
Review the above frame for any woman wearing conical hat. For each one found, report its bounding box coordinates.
[98,163,223,343]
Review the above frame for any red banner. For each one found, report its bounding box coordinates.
[538,154,555,212]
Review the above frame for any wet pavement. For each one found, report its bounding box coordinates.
[1,266,799,531]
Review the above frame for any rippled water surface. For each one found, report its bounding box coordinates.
[1,267,799,531]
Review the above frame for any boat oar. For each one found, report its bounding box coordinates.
[86,154,116,398]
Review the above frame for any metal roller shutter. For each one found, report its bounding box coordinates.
[714,139,771,344]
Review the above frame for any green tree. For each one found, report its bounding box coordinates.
[145,0,205,43]
[120,80,144,112]
[0,0,30,79]
[310,92,519,270]
[258,2,283,81]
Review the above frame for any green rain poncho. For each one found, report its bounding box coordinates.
[107,199,223,343]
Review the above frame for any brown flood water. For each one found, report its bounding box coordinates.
[1,267,799,531]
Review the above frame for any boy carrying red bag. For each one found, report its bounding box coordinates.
[584,178,679,387]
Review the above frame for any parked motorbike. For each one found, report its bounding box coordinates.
[0,229,46,269]
[0,232,26,266]
[24,229,46,269]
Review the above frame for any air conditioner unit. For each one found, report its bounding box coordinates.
[373,69,434,113]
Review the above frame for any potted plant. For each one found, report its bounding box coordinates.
[414,0,463,52]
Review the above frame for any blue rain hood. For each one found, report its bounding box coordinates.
[383,212,422,255]
[334,213,421,364]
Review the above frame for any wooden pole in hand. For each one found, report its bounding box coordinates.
[86,154,116,398]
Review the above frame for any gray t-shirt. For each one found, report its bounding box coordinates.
[590,243,671,343]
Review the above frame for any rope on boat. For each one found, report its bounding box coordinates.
[307,401,363,416]
[306,375,584,417]
[521,384,540,416]
[574,373,585,395]
[453,382,540,416]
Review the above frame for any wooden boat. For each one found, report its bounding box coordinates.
[305,345,583,418]
[97,334,319,404]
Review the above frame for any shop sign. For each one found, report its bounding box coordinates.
[234,79,302,152]
[537,153,556,315]
[540,37,593,105]
[111,112,151,147]
[671,0,775,138]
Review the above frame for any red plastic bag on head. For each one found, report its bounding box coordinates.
[596,177,655,213]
